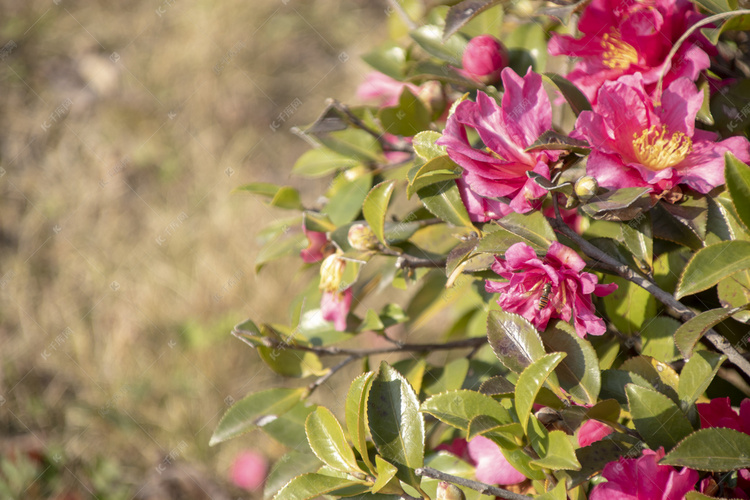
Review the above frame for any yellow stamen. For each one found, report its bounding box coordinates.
[601,31,638,70]
[632,125,692,171]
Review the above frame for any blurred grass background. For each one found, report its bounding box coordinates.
[0,0,393,497]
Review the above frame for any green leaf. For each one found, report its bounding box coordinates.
[500,447,546,481]
[692,0,737,14]
[422,358,470,396]
[417,180,475,230]
[534,480,567,500]
[210,388,303,445]
[379,88,432,137]
[675,305,750,358]
[407,155,462,199]
[372,456,399,494]
[718,274,750,323]
[368,361,425,489]
[411,25,466,65]
[363,180,396,247]
[362,41,407,80]
[525,129,591,154]
[479,375,515,396]
[640,317,681,363]
[620,211,653,272]
[486,310,547,373]
[420,390,512,431]
[264,451,322,500]
[542,73,592,116]
[316,129,383,164]
[442,0,504,40]
[413,131,447,161]
[568,434,642,487]
[273,473,368,500]
[516,352,567,433]
[529,429,581,471]
[543,321,601,406]
[303,211,336,233]
[661,428,750,471]
[293,148,359,178]
[467,416,524,449]
[726,152,750,232]
[601,276,657,336]
[346,372,376,474]
[323,172,374,226]
[678,350,726,407]
[495,211,557,248]
[676,241,750,299]
[659,195,708,240]
[626,384,694,452]
[258,345,325,378]
[600,369,654,406]
[620,355,680,403]
[262,401,316,451]
[580,187,653,221]
[255,232,307,272]
[505,23,547,73]
[270,186,303,210]
[236,182,282,197]
[305,407,362,474]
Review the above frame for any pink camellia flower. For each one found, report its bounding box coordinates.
[485,241,617,337]
[230,451,268,491]
[578,419,615,447]
[436,68,561,222]
[589,448,699,500]
[467,436,526,486]
[548,0,711,103]
[574,73,750,195]
[460,35,509,84]
[356,71,421,108]
[697,397,750,435]
[301,226,329,263]
[435,437,472,463]
[319,252,352,331]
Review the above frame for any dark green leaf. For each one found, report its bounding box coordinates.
[443,0,504,40]
[620,210,653,272]
[379,88,432,137]
[678,351,726,407]
[479,375,515,396]
[726,152,750,232]
[495,211,557,248]
[661,428,750,471]
[486,310,547,373]
[620,355,680,403]
[525,129,590,154]
[516,352,567,433]
[505,23,547,73]
[600,369,654,406]
[626,384,694,452]
[363,180,396,247]
[368,361,424,489]
[422,358,470,396]
[421,390,512,431]
[411,25,466,65]
[568,434,642,487]
[580,187,653,221]
[306,407,362,474]
[543,321,601,406]
[273,473,368,500]
[676,241,750,299]
[346,372,376,474]
[544,73,592,115]
[417,180,475,230]
[675,305,750,358]
[659,195,708,240]
[210,388,303,445]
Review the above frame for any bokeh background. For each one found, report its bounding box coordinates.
[0,1,396,497]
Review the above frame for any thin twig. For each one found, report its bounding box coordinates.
[306,355,357,394]
[379,248,447,269]
[549,198,750,379]
[415,467,533,500]
[386,0,418,30]
[328,99,414,153]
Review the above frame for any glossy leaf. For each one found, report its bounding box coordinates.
[486,310,546,373]
[411,25,466,65]
[323,172,374,226]
[443,0,504,40]
[368,361,424,488]
[264,450,322,500]
[601,276,657,336]
[413,131,447,160]
[543,321,601,406]
[580,187,653,221]
[675,305,750,358]
[525,129,590,154]
[372,456,399,494]
[495,211,557,248]
[258,345,325,378]
[210,388,303,445]
[479,375,515,396]
[407,155,462,198]
[262,401,317,451]
[661,428,750,471]
[362,41,407,80]
[346,372,376,474]
[626,384,694,452]
[620,355,680,403]
[640,317,681,363]
[293,148,359,178]
[516,352,567,433]
[379,87,432,137]
[676,241,750,299]
[363,180,396,247]
[542,73,592,117]
[273,473,368,500]
[420,390,512,431]
[306,407,362,474]
[417,180,475,230]
[678,351,726,407]
[726,152,750,231]
[600,369,654,406]
[620,211,653,271]
[529,429,581,471]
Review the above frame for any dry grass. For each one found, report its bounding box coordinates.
[0,1,393,497]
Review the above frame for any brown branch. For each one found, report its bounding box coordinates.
[415,467,532,500]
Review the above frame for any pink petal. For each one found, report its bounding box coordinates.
[230,451,268,491]
[301,228,328,263]
[321,289,352,332]
[578,420,614,447]
[467,436,526,485]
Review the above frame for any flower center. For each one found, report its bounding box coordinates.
[600,31,638,70]
[632,125,692,171]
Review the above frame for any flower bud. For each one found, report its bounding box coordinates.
[319,253,346,293]
[418,80,445,117]
[436,482,465,500]
[461,35,508,84]
[574,175,599,202]
[347,223,379,251]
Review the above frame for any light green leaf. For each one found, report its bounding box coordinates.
[675,305,750,358]
[411,25,466,65]
[210,388,303,445]
[661,428,750,471]
[620,211,653,272]
[273,473,368,500]
[368,361,425,489]
[407,156,462,199]
[676,241,750,299]
[718,274,750,323]
[529,430,581,471]
[363,180,396,247]
[417,180,475,230]
[323,172,374,226]
[692,0,737,14]
[420,390,512,431]
[270,186,303,210]
[620,355,680,403]
[258,345,325,378]
[486,310,547,374]
[293,148,359,178]
[362,42,407,80]
[412,131,446,160]
[442,0,504,40]
[601,276,657,336]
[372,456,399,494]
[264,451,322,500]
[379,88,432,137]
[626,384,694,452]
[235,182,281,197]
[516,352,567,433]
[726,152,750,232]
[640,317,681,363]
[543,321,601,406]
[678,351,726,407]
[305,407,362,474]
[496,211,557,249]
[346,372,376,474]
[262,401,316,451]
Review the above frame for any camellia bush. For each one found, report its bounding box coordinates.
[211,0,750,498]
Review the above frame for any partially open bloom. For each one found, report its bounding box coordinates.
[356,71,421,108]
[436,68,560,222]
[548,0,711,103]
[460,35,508,84]
[301,226,329,263]
[230,451,268,491]
[589,448,699,500]
[485,242,617,337]
[319,253,352,331]
[574,74,750,195]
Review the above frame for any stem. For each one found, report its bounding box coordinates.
[548,201,750,379]
[654,9,750,100]
[327,99,412,153]
[379,248,447,269]
[386,0,418,30]
[415,468,532,500]
[306,355,357,395]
